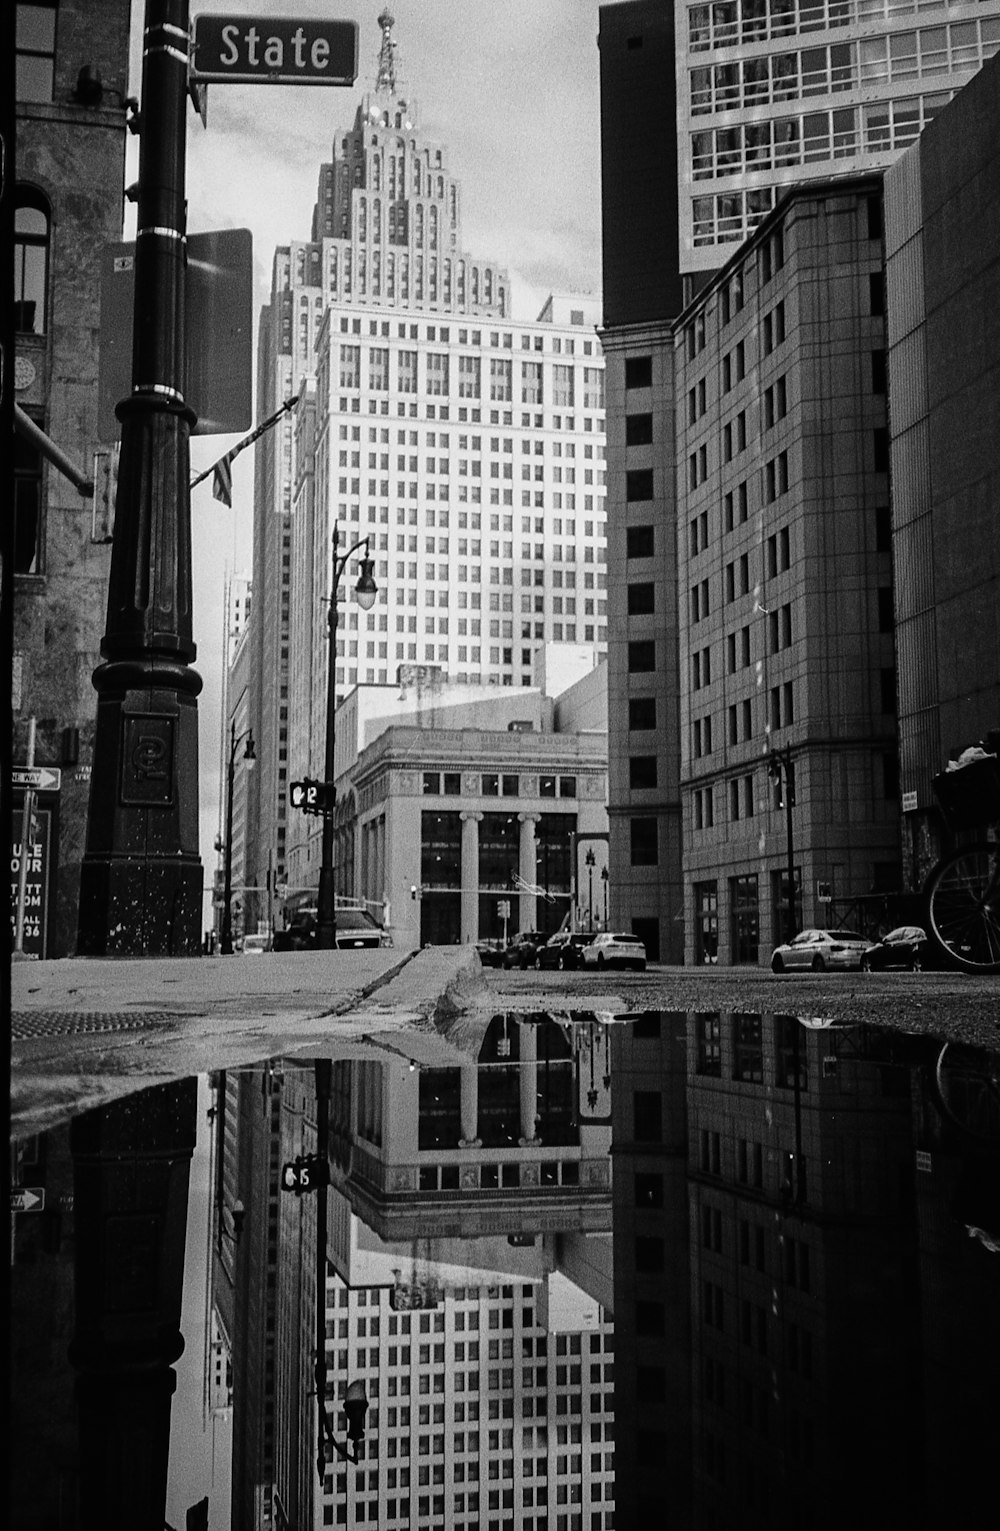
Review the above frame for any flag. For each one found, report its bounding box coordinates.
[191,395,300,497]
[212,455,233,506]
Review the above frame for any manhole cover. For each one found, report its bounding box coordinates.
[11,1011,185,1042]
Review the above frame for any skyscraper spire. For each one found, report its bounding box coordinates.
[374,8,399,98]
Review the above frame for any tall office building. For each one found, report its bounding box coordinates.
[599,0,1000,315]
[243,13,606,919]
[598,0,1000,961]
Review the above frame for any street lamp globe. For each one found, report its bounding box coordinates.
[243,731,256,770]
[355,556,378,611]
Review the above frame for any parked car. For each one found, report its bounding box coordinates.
[501,931,548,970]
[770,928,872,973]
[860,925,939,972]
[535,932,592,971]
[272,906,391,951]
[241,932,272,954]
[581,931,647,971]
[474,939,506,968]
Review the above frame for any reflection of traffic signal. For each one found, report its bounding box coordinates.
[289,778,334,815]
[281,1154,331,1196]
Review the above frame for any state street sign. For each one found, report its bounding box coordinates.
[191,15,358,85]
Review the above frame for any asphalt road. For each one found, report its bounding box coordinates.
[480,963,1000,1049]
[10,948,998,1139]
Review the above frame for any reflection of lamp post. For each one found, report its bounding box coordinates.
[316,531,378,951]
[220,723,256,955]
[585,849,596,932]
[601,865,609,929]
[768,747,797,943]
[313,1057,370,1480]
[217,1198,244,1250]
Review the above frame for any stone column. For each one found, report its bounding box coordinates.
[460,811,482,943]
[459,1060,481,1147]
[518,1020,540,1145]
[518,813,539,932]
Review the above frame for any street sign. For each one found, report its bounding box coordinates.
[191,16,358,85]
[12,766,61,792]
[10,807,52,959]
[281,1155,331,1196]
[10,1187,45,1213]
[289,779,333,815]
[99,230,253,438]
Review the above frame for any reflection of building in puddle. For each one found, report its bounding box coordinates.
[325,1014,615,1242]
[261,1041,616,1530]
[611,1011,990,1529]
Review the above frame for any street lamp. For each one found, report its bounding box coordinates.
[585,848,596,933]
[312,1058,370,1480]
[601,865,609,929]
[768,747,797,943]
[220,723,256,955]
[316,530,378,951]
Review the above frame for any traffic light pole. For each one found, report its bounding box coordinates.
[78,0,203,956]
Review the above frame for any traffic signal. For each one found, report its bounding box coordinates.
[289,777,334,815]
[281,1154,331,1196]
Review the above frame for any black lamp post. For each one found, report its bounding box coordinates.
[315,531,377,951]
[768,747,797,943]
[585,849,596,933]
[601,865,609,928]
[78,0,203,956]
[220,723,255,955]
[313,1059,369,1481]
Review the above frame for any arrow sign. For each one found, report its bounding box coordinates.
[10,1187,46,1213]
[13,766,61,792]
[192,16,358,85]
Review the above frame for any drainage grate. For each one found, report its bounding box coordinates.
[11,1011,185,1042]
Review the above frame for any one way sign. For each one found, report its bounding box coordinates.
[10,1187,45,1213]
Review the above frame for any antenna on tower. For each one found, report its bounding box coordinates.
[375,9,399,97]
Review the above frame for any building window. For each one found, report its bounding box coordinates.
[427,353,450,395]
[14,188,50,334]
[627,582,655,616]
[694,882,718,964]
[629,697,656,730]
[458,355,481,398]
[369,346,389,390]
[629,756,658,790]
[583,368,604,409]
[398,349,418,392]
[339,344,361,389]
[626,525,654,558]
[626,468,653,502]
[489,357,512,401]
[731,874,759,964]
[624,355,652,389]
[628,640,655,672]
[630,817,658,866]
[521,361,543,405]
[13,413,44,574]
[16,1,56,101]
[626,412,653,445]
[552,364,574,407]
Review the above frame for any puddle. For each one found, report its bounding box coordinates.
[10,1011,998,1529]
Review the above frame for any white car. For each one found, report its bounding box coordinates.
[581,931,647,971]
[241,933,272,954]
[771,928,873,973]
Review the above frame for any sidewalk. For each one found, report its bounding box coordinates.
[10,944,488,1139]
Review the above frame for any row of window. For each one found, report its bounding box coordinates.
[422,773,578,798]
[331,316,597,357]
[688,21,997,115]
[690,92,956,184]
[687,0,965,54]
[336,346,604,406]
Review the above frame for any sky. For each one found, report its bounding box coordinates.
[128,0,606,925]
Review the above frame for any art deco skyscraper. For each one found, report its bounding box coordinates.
[242,13,606,918]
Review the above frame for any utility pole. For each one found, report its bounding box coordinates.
[78,0,203,955]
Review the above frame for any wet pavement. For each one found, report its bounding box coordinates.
[9,952,999,1531]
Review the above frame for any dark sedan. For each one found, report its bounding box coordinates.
[501,931,548,969]
[860,925,940,972]
[534,932,592,971]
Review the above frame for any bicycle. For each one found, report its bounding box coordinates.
[924,745,1000,973]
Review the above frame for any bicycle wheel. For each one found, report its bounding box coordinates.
[925,844,1000,972]
[931,1042,1000,1141]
